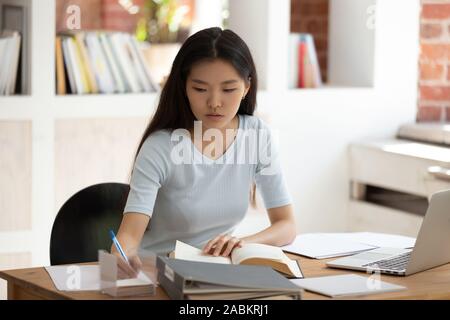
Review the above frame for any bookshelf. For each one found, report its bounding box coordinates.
[0,0,31,95]
[0,0,421,298]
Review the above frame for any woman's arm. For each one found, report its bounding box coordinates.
[111,212,150,278]
[203,204,297,257]
[241,204,297,246]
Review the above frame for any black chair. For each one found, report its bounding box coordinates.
[50,182,130,265]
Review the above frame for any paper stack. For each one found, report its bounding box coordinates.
[282,232,416,259]
[99,250,155,297]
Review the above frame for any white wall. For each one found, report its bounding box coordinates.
[190,0,224,34]
[258,0,420,233]
[328,0,376,87]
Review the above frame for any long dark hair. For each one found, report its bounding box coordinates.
[134,27,259,206]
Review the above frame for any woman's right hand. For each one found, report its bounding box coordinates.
[111,250,143,279]
[110,213,150,279]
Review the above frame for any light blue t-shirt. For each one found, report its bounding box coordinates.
[124,114,292,254]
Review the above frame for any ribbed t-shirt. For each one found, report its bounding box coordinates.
[124,114,292,253]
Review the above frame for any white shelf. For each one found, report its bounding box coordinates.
[0,87,378,120]
[0,92,159,119]
[0,96,37,119]
[53,92,159,118]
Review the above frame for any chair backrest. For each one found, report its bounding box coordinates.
[50,182,130,265]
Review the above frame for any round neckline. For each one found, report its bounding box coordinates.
[189,114,242,164]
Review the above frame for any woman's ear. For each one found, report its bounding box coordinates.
[244,77,251,94]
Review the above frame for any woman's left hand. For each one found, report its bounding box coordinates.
[203,234,245,257]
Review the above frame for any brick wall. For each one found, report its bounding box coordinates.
[55,0,144,33]
[101,0,145,34]
[418,0,450,122]
[290,0,329,82]
[56,0,194,39]
[56,0,102,32]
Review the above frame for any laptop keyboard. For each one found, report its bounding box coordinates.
[362,252,411,271]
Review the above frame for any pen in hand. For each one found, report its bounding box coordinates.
[109,229,141,278]
[109,229,129,263]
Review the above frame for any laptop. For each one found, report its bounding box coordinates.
[326,189,450,276]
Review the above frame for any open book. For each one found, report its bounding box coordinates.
[170,240,303,278]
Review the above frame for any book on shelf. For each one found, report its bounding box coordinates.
[98,32,126,93]
[288,33,322,89]
[0,0,30,95]
[56,30,160,95]
[170,240,303,278]
[55,37,66,95]
[74,32,99,94]
[156,255,303,300]
[0,30,21,95]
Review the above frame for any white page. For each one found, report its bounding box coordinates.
[338,232,416,248]
[116,271,153,287]
[229,243,303,278]
[231,243,286,265]
[305,232,416,249]
[290,274,406,297]
[282,234,377,259]
[45,265,100,291]
[174,240,231,264]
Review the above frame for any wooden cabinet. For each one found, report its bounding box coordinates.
[348,139,450,237]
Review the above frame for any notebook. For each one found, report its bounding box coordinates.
[99,250,155,297]
[290,274,406,298]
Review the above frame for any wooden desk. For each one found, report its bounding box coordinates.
[1,254,450,300]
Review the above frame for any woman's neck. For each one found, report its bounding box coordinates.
[190,114,239,142]
[189,115,239,159]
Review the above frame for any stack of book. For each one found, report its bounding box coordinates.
[56,31,160,95]
[156,255,303,300]
[0,31,21,95]
[288,33,322,89]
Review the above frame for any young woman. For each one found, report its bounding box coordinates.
[112,27,296,278]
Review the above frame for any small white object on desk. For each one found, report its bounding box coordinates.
[45,265,100,291]
[99,250,154,297]
[291,274,406,298]
[45,264,153,294]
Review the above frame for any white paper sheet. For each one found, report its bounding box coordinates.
[282,232,416,259]
[45,264,152,292]
[282,234,377,259]
[45,265,100,291]
[324,232,416,249]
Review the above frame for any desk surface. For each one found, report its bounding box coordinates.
[1,254,450,300]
